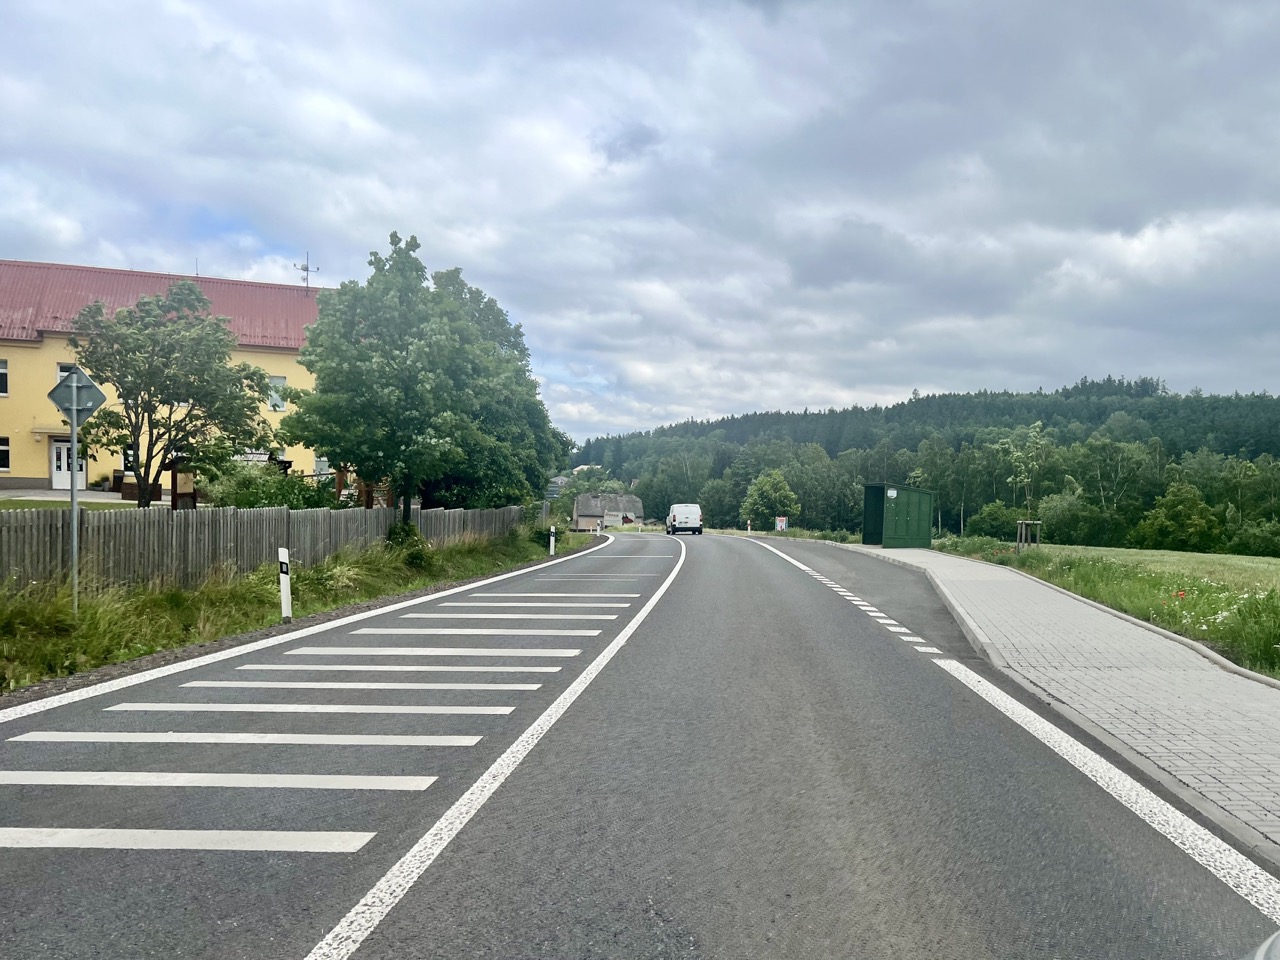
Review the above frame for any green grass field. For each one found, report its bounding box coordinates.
[935,537,1280,677]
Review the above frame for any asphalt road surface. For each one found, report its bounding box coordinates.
[0,533,1276,959]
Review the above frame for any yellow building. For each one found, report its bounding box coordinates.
[0,259,326,491]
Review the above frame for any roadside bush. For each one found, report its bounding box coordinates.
[964,501,1021,540]
[1223,520,1280,558]
[204,461,343,510]
[1130,482,1221,553]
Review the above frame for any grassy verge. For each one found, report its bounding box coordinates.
[934,537,1280,677]
[0,499,133,511]
[0,528,592,694]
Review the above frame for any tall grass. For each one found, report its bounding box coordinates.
[934,536,1280,677]
[0,528,590,693]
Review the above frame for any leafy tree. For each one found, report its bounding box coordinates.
[698,477,740,529]
[204,461,343,510]
[740,470,800,530]
[965,500,1021,540]
[1130,482,1222,553]
[70,280,273,509]
[1037,492,1110,546]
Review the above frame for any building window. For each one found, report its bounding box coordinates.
[0,359,7,395]
[57,362,75,381]
[268,375,287,412]
[314,456,330,476]
[0,436,9,471]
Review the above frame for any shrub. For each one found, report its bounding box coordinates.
[964,501,1022,540]
[1130,482,1221,553]
[1224,520,1280,558]
[204,461,343,510]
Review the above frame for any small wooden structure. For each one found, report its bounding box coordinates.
[1015,519,1042,554]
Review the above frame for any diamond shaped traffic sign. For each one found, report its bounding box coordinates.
[48,365,107,421]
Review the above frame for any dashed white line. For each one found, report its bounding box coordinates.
[440,602,631,608]
[352,628,600,637]
[9,732,481,746]
[0,771,437,791]
[182,680,540,691]
[400,613,618,621]
[286,647,580,658]
[470,593,640,598]
[239,663,560,673]
[0,828,374,852]
[104,702,513,715]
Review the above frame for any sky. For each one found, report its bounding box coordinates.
[3,0,1280,442]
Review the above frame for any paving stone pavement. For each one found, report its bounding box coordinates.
[852,546,1280,855]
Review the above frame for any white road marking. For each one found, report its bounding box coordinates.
[239,663,561,673]
[353,628,600,637]
[105,702,513,715]
[9,732,481,746]
[0,828,374,852]
[931,658,1280,924]
[440,602,631,608]
[182,680,540,691]
[400,613,618,621]
[591,555,674,558]
[0,771,436,791]
[286,647,580,658]
[875,618,898,624]
[886,626,913,634]
[900,636,924,643]
[0,536,617,727]
[915,646,943,653]
[470,593,640,598]
[303,534,689,960]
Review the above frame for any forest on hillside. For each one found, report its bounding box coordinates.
[569,378,1280,555]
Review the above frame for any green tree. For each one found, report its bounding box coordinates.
[740,470,801,530]
[698,477,740,529]
[70,280,273,509]
[1130,482,1222,553]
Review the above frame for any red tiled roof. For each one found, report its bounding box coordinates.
[0,259,324,350]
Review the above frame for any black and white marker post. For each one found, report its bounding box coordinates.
[549,525,556,557]
[278,547,292,623]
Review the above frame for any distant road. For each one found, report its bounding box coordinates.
[0,534,1273,958]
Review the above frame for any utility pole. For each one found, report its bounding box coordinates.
[294,252,319,295]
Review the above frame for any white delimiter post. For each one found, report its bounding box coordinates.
[278,547,293,623]
[549,525,556,557]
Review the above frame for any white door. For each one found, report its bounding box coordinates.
[50,441,86,490]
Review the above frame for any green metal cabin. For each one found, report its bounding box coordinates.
[862,483,934,548]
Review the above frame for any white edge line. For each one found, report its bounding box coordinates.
[0,536,617,725]
[931,657,1280,924]
[303,536,687,959]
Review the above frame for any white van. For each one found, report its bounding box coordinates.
[666,503,703,535]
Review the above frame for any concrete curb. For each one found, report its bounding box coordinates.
[836,543,1280,874]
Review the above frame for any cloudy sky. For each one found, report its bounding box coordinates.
[3,1,1279,440]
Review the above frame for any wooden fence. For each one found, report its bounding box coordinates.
[0,502,535,590]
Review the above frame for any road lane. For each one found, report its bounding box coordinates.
[0,534,682,960]
[350,533,1276,960]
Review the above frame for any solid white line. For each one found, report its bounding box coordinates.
[182,680,540,691]
[304,534,688,960]
[352,628,601,637]
[104,702,513,715]
[469,593,640,598]
[591,556,674,559]
[931,658,1280,924]
[9,731,481,746]
[440,602,632,608]
[400,613,618,621]
[286,647,580,658]
[0,536,617,726]
[0,828,374,852]
[915,646,943,653]
[0,771,436,791]
[237,663,560,673]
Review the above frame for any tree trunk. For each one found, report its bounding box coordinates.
[133,466,153,509]
[400,478,413,526]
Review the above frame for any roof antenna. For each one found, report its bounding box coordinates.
[293,251,318,295]
[195,257,199,277]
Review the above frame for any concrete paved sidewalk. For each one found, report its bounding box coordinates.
[853,546,1280,864]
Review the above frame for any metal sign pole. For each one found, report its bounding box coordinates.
[70,375,80,618]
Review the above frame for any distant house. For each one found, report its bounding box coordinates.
[544,475,571,500]
[572,493,644,531]
[571,464,597,474]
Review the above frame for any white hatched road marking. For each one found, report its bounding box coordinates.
[353,628,600,637]
[104,702,513,715]
[0,828,374,852]
[900,636,925,643]
[0,771,436,791]
[286,647,581,658]
[182,680,540,692]
[303,537,688,960]
[440,602,632,608]
[470,593,640,598]
[0,536,618,727]
[400,613,618,621]
[886,626,913,633]
[9,732,481,746]
[931,657,1280,925]
[915,646,943,653]
[239,663,561,673]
